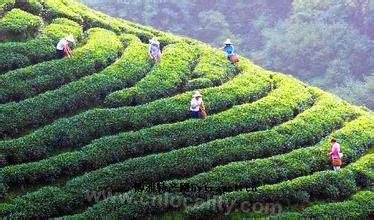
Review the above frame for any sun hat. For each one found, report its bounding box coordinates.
[193,91,202,98]
[224,38,232,45]
[65,34,75,43]
[149,37,159,45]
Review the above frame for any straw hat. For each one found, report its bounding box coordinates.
[149,37,159,45]
[224,38,232,45]
[65,34,75,43]
[193,91,202,98]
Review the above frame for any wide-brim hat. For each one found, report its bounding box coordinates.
[224,38,232,45]
[149,37,159,44]
[193,91,202,98]
[65,34,75,43]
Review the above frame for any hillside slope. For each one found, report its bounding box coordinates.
[0,0,372,219]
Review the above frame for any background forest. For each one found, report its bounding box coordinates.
[79,0,373,109]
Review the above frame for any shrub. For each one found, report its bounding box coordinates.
[0,28,122,135]
[184,138,373,218]
[13,0,43,15]
[186,46,236,90]
[0,36,150,141]
[0,18,82,73]
[275,190,374,219]
[71,192,185,219]
[302,190,373,219]
[105,41,201,107]
[66,0,181,45]
[0,74,314,185]
[41,18,82,40]
[0,59,273,164]
[41,0,83,23]
[0,8,43,41]
[161,96,361,191]
[3,115,370,218]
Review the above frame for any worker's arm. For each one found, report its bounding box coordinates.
[64,44,72,58]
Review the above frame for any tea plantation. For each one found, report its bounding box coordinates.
[0,0,372,219]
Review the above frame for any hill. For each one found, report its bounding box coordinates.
[0,0,373,218]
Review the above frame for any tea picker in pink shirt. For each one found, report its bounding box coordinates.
[328,138,342,171]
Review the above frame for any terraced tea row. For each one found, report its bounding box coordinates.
[105,40,201,107]
[0,75,315,216]
[71,115,372,219]
[162,95,361,190]
[186,46,236,90]
[106,43,238,107]
[3,0,180,45]
[0,73,313,187]
[169,116,369,193]
[185,117,373,217]
[0,0,372,219]
[0,28,123,138]
[274,190,373,219]
[70,155,373,219]
[0,27,121,103]
[0,8,42,41]
[0,60,272,165]
[0,35,151,138]
[0,17,82,73]
[90,152,372,219]
[2,117,371,218]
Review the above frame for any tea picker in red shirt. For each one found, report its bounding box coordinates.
[328,138,343,171]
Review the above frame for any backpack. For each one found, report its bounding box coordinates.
[229,54,239,63]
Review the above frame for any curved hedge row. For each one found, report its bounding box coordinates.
[0,74,312,185]
[0,18,82,73]
[0,60,273,165]
[169,116,371,193]
[184,118,373,217]
[186,46,236,90]
[161,96,360,189]
[0,28,123,137]
[69,192,185,219]
[56,92,364,219]
[0,76,312,215]
[274,190,374,219]
[11,0,42,14]
[41,18,82,40]
[65,0,182,45]
[0,8,42,41]
[0,35,151,139]
[0,27,121,104]
[105,41,201,107]
[42,0,175,45]
[0,68,273,217]
[62,154,374,219]
[41,0,82,23]
[1,114,370,218]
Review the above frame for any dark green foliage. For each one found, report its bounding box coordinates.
[186,146,373,218]
[0,60,273,165]
[0,1,372,219]
[0,35,150,139]
[105,41,202,106]
[299,190,374,219]
[0,18,82,73]
[0,28,123,137]
[0,8,42,41]
[0,74,313,185]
